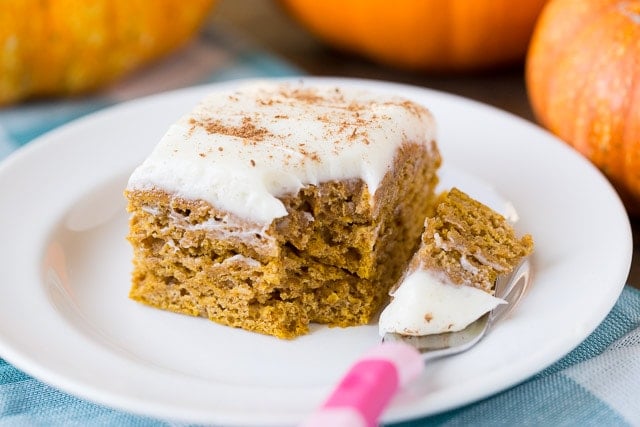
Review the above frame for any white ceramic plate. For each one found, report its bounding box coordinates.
[0,78,632,426]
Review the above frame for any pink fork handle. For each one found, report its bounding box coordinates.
[302,342,424,427]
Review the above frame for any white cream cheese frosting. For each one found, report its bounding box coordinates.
[378,270,506,336]
[127,81,436,224]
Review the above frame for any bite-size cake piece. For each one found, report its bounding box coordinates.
[125,81,441,339]
[379,188,534,336]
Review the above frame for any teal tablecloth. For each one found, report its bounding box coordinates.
[1,26,639,427]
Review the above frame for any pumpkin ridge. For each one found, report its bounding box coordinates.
[0,0,215,105]
[281,0,547,71]
[526,0,640,215]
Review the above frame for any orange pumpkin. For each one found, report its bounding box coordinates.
[281,0,548,71]
[526,0,640,214]
[0,0,215,106]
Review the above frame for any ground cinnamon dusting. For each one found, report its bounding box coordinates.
[285,88,326,104]
[346,101,365,112]
[189,116,271,141]
[298,147,321,162]
[398,100,426,118]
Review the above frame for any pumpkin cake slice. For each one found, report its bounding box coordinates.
[379,188,534,336]
[125,81,441,339]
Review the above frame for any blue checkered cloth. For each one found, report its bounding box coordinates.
[1,26,639,427]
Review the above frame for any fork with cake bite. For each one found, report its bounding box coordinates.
[302,258,532,427]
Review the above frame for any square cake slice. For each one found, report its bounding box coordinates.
[379,188,534,336]
[125,82,441,338]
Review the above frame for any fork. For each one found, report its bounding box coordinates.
[302,258,531,427]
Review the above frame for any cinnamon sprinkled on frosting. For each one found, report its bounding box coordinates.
[127,81,437,224]
[189,116,271,142]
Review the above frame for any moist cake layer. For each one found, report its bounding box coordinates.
[417,188,534,293]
